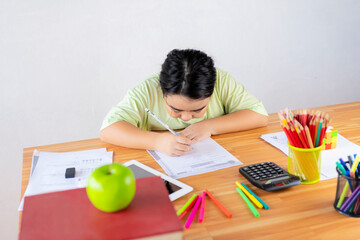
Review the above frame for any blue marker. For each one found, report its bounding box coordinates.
[339,158,349,171]
[345,171,354,192]
[240,183,269,210]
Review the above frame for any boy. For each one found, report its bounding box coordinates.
[100,49,268,156]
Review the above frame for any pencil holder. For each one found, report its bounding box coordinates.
[334,166,360,217]
[287,142,323,184]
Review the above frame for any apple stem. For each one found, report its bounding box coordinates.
[108,164,113,174]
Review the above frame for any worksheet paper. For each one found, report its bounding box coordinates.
[18,148,113,211]
[147,137,242,179]
[261,131,360,181]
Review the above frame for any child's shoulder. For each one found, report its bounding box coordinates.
[130,73,160,92]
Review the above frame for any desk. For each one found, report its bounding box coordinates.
[20,102,360,239]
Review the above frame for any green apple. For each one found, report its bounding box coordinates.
[86,163,136,212]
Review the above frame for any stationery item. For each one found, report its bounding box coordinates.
[278,108,331,149]
[184,196,202,229]
[198,191,206,222]
[145,108,177,135]
[177,194,198,216]
[123,160,193,201]
[235,181,263,208]
[288,142,323,184]
[239,162,300,191]
[148,137,242,179]
[334,162,360,217]
[205,189,232,218]
[19,148,113,211]
[19,176,183,240]
[240,182,269,210]
[236,187,260,217]
[65,167,75,178]
[179,196,198,219]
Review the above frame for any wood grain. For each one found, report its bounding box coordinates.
[19,102,360,239]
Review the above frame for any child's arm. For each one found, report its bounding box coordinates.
[100,121,192,156]
[179,109,268,143]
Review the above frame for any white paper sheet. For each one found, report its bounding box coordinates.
[147,137,242,179]
[261,131,360,181]
[19,148,113,211]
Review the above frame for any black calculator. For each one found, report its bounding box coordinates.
[239,162,300,191]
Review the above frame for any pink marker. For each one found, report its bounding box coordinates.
[198,191,206,222]
[185,196,202,229]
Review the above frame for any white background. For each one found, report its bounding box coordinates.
[1,0,359,238]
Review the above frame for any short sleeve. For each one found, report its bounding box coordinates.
[215,69,268,116]
[100,76,158,130]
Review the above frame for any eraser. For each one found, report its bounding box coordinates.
[65,167,76,178]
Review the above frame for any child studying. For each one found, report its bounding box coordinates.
[100,49,268,156]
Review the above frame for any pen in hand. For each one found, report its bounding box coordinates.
[145,108,178,135]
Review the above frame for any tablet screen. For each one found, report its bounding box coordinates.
[127,165,181,194]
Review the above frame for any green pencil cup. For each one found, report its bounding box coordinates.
[287,142,324,184]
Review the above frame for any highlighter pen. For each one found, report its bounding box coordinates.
[177,194,198,216]
[240,182,269,210]
[179,196,198,219]
[339,158,349,172]
[198,191,206,223]
[185,196,202,229]
[145,108,177,135]
[235,182,263,209]
[236,187,259,217]
[205,189,232,218]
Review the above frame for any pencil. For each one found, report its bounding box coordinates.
[205,189,232,218]
[304,126,314,148]
[145,108,177,135]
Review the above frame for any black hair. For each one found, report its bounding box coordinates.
[159,49,216,99]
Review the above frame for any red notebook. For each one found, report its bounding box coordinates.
[19,176,183,240]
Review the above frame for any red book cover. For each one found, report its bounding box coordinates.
[19,176,183,240]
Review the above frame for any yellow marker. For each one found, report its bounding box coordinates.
[235,181,263,209]
[351,155,360,173]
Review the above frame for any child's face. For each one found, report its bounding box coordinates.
[164,94,210,122]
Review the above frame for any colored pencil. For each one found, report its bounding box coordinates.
[278,108,331,149]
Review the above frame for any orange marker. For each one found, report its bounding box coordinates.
[205,189,232,218]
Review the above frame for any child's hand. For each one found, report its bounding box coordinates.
[179,122,212,144]
[155,132,192,156]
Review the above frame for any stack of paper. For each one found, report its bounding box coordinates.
[19,148,113,211]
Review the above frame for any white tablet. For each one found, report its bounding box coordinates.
[123,160,193,201]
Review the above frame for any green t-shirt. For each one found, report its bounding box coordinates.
[101,68,267,131]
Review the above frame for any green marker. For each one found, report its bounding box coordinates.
[336,162,346,175]
[176,194,197,216]
[236,187,259,217]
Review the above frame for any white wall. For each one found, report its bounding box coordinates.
[1,0,359,238]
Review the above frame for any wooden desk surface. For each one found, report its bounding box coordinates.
[20,102,360,240]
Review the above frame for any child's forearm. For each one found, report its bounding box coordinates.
[100,121,160,150]
[204,109,269,135]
